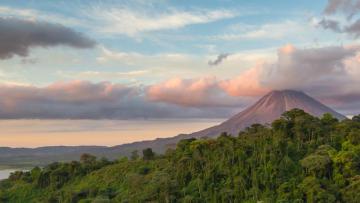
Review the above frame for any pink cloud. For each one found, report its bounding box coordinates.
[1,44,360,118]
[147,77,251,107]
[45,80,135,102]
[219,65,269,97]
[0,80,240,119]
[147,66,269,107]
[146,43,360,115]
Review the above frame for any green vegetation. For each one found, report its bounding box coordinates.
[0,109,359,202]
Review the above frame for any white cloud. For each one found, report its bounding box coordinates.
[96,46,197,67]
[94,46,278,83]
[213,21,313,41]
[0,6,81,26]
[0,6,36,17]
[57,70,149,80]
[89,7,237,36]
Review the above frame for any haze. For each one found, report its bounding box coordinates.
[0,119,222,147]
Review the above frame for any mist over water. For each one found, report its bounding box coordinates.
[0,119,223,147]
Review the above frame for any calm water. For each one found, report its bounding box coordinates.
[0,169,18,180]
[0,119,223,147]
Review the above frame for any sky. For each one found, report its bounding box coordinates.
[0,0,360,122]
[0,119,223,147]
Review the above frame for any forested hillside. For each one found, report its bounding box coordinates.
[0,109,359,203]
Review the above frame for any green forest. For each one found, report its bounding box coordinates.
[0,109,359,203]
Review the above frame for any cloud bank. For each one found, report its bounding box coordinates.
[0,81,242,119]
[0,44,360,118]
[0,17,96,59]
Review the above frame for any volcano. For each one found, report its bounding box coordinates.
[187,90,346,138]
[0,90,347,166]
[108,90,346,154]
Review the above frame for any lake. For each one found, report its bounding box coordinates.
[0,119,223,147]
[0,169,18,180]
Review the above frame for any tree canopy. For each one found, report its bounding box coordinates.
[0,109,359,202]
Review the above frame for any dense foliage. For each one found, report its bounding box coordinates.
[0,109,359,203]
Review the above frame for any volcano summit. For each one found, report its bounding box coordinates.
[188,90,346,138]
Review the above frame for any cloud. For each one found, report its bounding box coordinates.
[317,17,360,38]
[0,80,241,119]
[344,18,360,37]
[20,58,38,65]
[261,44,359,90]
[147,77,253,107]
[208,53,231,66]
[146,67,269,108]
[324,0,360,19]
[319,0,360,37]
[219,65,270,97]
[57,70,149,80]
[96,46,193,66]
[152,43,359,115]
[0,17,96,59]
[213,21,307,41]
[1,43,360,118]
[70,44,360,116]
[95,47,208,79]
[145,42,360,115]
[89,7,236,36]
[255,44,360,114]
[0,6,82,26]
[0,81,145,119]
[318,18,342,32]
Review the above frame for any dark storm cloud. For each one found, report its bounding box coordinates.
[0,17,96,59]
[208,53,231,66]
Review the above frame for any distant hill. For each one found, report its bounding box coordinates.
[0,90,346,167]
